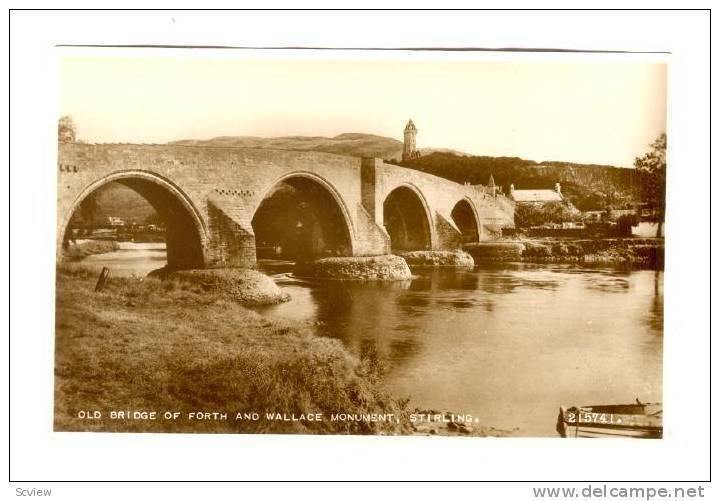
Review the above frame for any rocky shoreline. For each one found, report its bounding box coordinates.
[399,250,475,268]
[466,238,664,268]
[294,255,413,280]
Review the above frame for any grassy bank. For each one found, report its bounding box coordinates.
[54,264,408,434]
[149,267,290,305]
[62,240,119,261]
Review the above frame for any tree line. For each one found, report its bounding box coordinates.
[394,142,664,213]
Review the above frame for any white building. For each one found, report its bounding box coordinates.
[509,183,564,204]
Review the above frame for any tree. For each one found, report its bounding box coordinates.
[67,193,100,239]
[515,202,582,228]
[615,213,640,237]
[633,133,666,237]
[58,115,77,143]
[145,212,163,226]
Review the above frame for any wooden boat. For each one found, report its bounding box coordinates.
[557,401,662,439]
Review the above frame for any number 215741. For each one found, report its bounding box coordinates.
[566,412,622,425]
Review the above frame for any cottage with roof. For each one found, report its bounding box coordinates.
[509,183,564,204]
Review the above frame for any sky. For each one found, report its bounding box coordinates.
[59,53,667,167]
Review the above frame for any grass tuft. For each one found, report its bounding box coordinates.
[54,264,409,434]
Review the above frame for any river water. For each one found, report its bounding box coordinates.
[81,242,167,277]
[81,244,663,437]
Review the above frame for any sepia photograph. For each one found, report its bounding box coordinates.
[8,7,714,492]
[54,50,667,439]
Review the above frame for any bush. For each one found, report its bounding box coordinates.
[565,243,585,256]
[515,202,582,228]
[62,240,119,262]
[614,214,640,236]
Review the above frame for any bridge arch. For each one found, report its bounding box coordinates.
[451,197,481,244]
[251,171,356,260]
[383,183,436,252]
[60,170,208,270]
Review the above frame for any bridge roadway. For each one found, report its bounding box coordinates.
[57,143,514,269]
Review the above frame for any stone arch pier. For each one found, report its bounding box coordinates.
[57,144,514,270]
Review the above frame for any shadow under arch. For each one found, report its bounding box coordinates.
[251,172,355,261]
[383,183,435,251]
[60,170,207,270]
[451,197,481,244]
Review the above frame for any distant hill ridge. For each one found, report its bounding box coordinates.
[169,132,644,210]
[400,152,647,211]
[170,133,405,159]
[88,133,642,220]
[169,132,471,159]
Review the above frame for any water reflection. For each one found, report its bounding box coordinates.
[647,271,664,333]
[80,242,167,277]
[259,262,664,437]
[80,249,663,437]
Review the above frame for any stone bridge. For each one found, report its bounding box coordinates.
[57,143,514,269]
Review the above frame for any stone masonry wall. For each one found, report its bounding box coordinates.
[57,144,514,269]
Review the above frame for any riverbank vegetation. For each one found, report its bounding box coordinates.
[399,152,648,211]
[61,240,119,261]
[148,267,290,305]
[514,201,582,228]
[54,264,409,434]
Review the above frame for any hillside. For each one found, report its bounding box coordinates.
[85,183,157,226]
[397,153,649,211]
[170,133,405,159]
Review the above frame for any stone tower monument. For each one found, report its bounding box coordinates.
[402,119,419,161]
